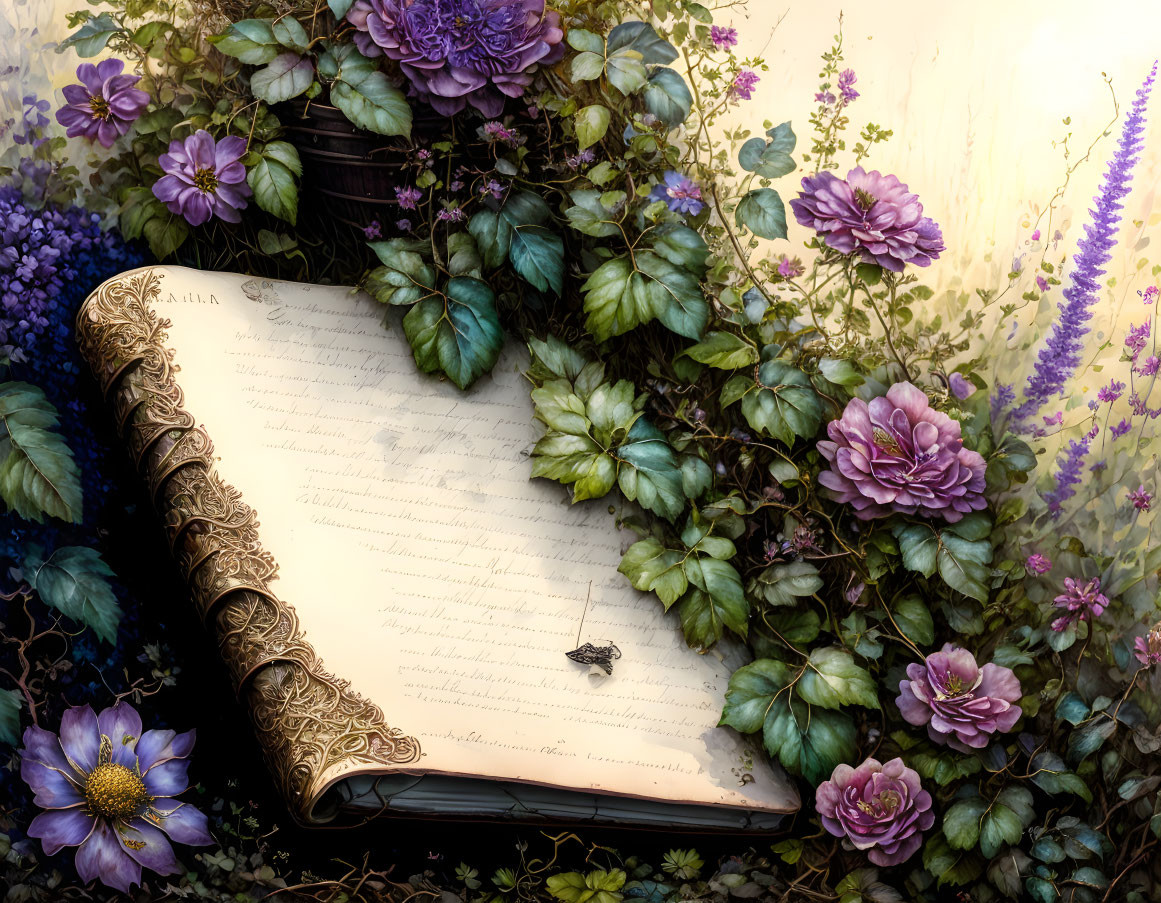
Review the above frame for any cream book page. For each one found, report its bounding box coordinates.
[139,266,798,815]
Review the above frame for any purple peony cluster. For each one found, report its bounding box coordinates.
[0,186,125,357]
[153,130,251,227]
[55,60,149,149]
[790,166,944,272]
[817,382,987,522]
[347,0,564,116]
[21,701,213,893]
[815,757,934,866]
[896,644,1022,753]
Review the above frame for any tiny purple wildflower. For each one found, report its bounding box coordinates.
[1097,379,1126,403]
[948,373,976,400]
[1031,229,1041,241]
[395,186,422,210]
[1142,284,1159,305]
[363,220,382,240]
[710,25,738,49]
[731,69,760,101]
[837,68,859,103]
[437,206,466,223]
[1134,627,1161,666]
[1026,553,1052,575]
[1111,418,1132,438]
[396,218,412,231]
[1052,576,1109,631]
[1139,355,1161,376]
[1128,485,1153,511]
[1036,275,1048,292]
[777,255,804,278]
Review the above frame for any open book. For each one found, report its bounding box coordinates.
[77,266,800,829]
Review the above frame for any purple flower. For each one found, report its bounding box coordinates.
[896,645,1022,753]
[1143,285,1159,305]
[1031,229,1041,241]
[20,702,213,893]
[437,205,466,222]
[948,372,976,399]
[776,255,804,278]
[817,382,987,522]
[710,25,738,49]
[1128,485,1153,511]
[1111,418,1132,438]
[1138,355,1160,376]
[396,218,412,231]
[837,68,859,103]
[1097,379,1126,403]
[566,149,595,169]
[347,0,564,116]
[1043,430,1093,517]
[1126,320,1151,358]
[815,757,934,866]
[1036,275,1048,292]
[364,220,382,239]
[1026,553,1052,575]
[1134,627,1161,666]
[815,90,836,104]
[1052,576,1109,631]
[1009,64,1156,428]
[731,68,760,100]
[991,383,1016,418]
[790,167,945,272]
[651,170,704,216]
[396,186,423,209]
[55,60,149,149]
[152,130,251,227]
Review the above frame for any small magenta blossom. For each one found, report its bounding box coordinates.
[731,69,760,101]
[153,130,250,227]
[1031,228,1041,241]
[1025,553,1052,575]
[1036,275,1049,292]
[817,382,987,522]
[1098,379,1126,403]
[1052,576,1109,632]
[815,757,934,866]
[1128,485,1153,511]
[790,167,945,272]
[1134,626,1161,666]
[776,255,804,279]
[20,702,213,893]
[710,25,738,49]
[896,645,1022,753]
[837,68,859,103]
[1142,285,1159,305]
[651,171,704,216]
[395,186,422,210]
[56,60,149,148]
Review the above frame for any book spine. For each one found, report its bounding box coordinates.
[75,268,421,822]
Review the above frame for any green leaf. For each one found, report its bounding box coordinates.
[678,557,747,647]
[248,144,300,224]
[547,869,626,903]
[720,659,794,733]
[938,532,993,602]
[447,231,483,278]
[606,22,678,64]
[527,335,590,384]
[643,67,693,128]
[738,361,821,445]
[818,357,864,387]
[131,21,171,49]
[570,51,606,82]
[250,52,314,103]
[650,224,710,276]
[748,560,822,606]
[331,51,411,136]
[402,277,503,389]
[735,188,787,240]
[894,523,938,577]
[328,0,356,18]
[797,646,879,710]
[682,332,757,370]
[575,104,611,150]
[680,456,712,499]
[619,538,687,606]
[605,50,648,95]
[581,257,649,339]
[637,252,707,340]
[272,16,310,51]
[1025,877,1059,903]
[1030,752,1093,803]
[365,239,437,306]
[616,419,684,520]
[979,790,1031,859]
[891,595,934,646]
[566,29,604,53]
[0,689,22,747]
[943,795,986,849]
[738,122,796,178]
[468,208,512,268]
[507,225,564,295]
[565,190,622,238]
[766,609,821,647]
[923,833,984,887]
[24,546,121,645]
[902,738,983,785]
[0,382,82,523]
[59,12,121,57]
[208,19,278,64]
[1067,718,1116,764]
[142,212,190,259]
[1056,692,1090,725]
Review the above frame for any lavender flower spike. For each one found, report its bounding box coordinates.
[1009,63,1157,428]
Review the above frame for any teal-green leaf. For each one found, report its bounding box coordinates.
[365,239,437,305]
[637,252,707,340]
[818,357,864,387]
[735,188,788,240]
[748,560,822,607]
[328,0,356,18]
[250,52,314,104]
[765,698,856,784]
[719,659,794,733]
[570,50,606,82]
[582,257,651,340]
[616,418,684,520]
[25,546,121,645]
[643,67,693,128]
[606,22,678,64]
[923,833,985,887]
[979,801,1025,859]
[938,532,993,602]
[766,609,821,647]
[0,382,82,523]
[650,224,710,277]
[507,224,564,295]
[565,190,622,238]
[683,331,758,370]
[0,689,22,747]
[679,557,747,647]
[943,795,986,849]
[680,456,712,499]
[468,208,513,268]
[893,522,938,577]
[59,13,121,57]
[891,595,935,646]
[271,16,310,52]
[738,361,821,445]
[797,646,880,710]
[738,123,797,179]
[402,277,503,389]
[618,538,688,607]
[528,334,591,384]
[575,104,611,149]
[248,151,299,225]
[332,66,412,137]
[208,19,279,64]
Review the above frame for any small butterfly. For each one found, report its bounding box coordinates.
[241,278,279,305]
[566,643,622,675]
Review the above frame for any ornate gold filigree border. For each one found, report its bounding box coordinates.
[76,268,421,823]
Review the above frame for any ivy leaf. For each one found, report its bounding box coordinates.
[643,67,693,128]
[894,523,938,577]
[604,50,648,95]
[923,834,984,887]
[250,52,314,103]
[1030,752,1093,803]
[979,787,1034,859]
[331,46,411,136]
[818,357,865,387]
[365,239,437,306]
[571,50,606,82]
[650,224,710,277]
[0,689,22,747]
[581,258,653,339]
[616,419,684,520]
[530,379,619,502]
[735,188,787,240]
[938,532,993,602]
[637,252,706,340]
[271,16,310,52]
[796,646,880,710]
[680,456,712,500]
[575,104,611,150]
[737,122,797,178]
[619,538,688,607]
[901,739,982,785]
[565,190,622,238]
[678,557,747,647]
[891,595,935,646]
[0,382,82,523]
[247,141,301,224]
[468,208,512,268]
[59,12,121,57]
[605,22,678,64]
[943,794,987,849]
[507,224,564,295]
[765,609,821,647]
[209,19,280,63]
[748,560,822,607]
[24,546,121,645]
[566,29,604,53]
[738,361,821,445]
[682,332,757,370]
[402,276,503,389]
[1067,717,1116,764]
[720,659,794,733]
[527,335,591,385]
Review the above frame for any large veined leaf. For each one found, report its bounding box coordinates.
[733,361,822,446]
[331,45,411,137]
[650,224,709,277]
[748,560,822,606]
[271,16,310,51]
[328,0,356,17]
[738,121,797,178]
[365,239,437,305]
[546,869,626,903]
[565,190,623,238]
[606,21,678,64]
[402,276,502,389]
[735,188,788,240]
[893,520,993,602]
[615,418,684,520]
[247,140,301,224]
[682,331,758,370]
[677,559,747,649]
[250,52,314,104]
[636,252,707,339]
[575,104,611,149]
[797,647,879,710]
[507,225,564,295]
[643,67,693,128]
[209,19,279,64]
[58,13,121,57]
[582,253,706,342]
[24,546,121,645]
[618,537,688,606]
[0,382,82,523]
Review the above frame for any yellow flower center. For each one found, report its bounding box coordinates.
[193,166,219,193]
[85,763,151,821]
[88,95,111,121]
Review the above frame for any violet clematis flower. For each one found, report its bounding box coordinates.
[815,757,934,866]
[1051,576,1109,632]
[56,60,149,149]
[153,130,251,227]
[347,0,564,117]
[650,170,704,216]
[20,701,213,893]
[1135,626,1161,666]
[817,382,987,522]
[896,644,1022,753]
[790,166,945,272]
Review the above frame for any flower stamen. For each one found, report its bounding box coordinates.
[84,762,152,822]
[192,167,219,194]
